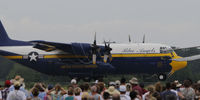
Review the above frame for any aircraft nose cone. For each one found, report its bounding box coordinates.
[170,59,187,73]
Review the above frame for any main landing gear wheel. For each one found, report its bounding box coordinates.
[158,73,167,81]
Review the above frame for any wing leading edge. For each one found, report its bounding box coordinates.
[30,40,73,53]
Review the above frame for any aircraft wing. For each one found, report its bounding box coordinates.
[173,46,200,51]
[30,40,73,53]
[172,54,200,61]
[172,46,200,61]
[173,46,200,57]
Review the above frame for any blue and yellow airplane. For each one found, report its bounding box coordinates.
[0,20,199,80]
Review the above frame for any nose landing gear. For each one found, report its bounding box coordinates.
[157,73,167,81]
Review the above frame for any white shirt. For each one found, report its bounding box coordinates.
[62,94,68,100]
[75,95,82,100]
[120,94,131,100]
[171,89,179,100]
[0,91,2,99]
[142,92,149,100]
[6,90,26,100]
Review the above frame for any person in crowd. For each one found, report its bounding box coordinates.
[6,75,200,100]
[38,83,47,100]
[0,85,2,91]
[10,75,30,99]
[7,81,26,100]
[126,83,132,96]
[48,84,66,100]
[97,82,106,98]
[103,92,110,100]
[71,79,78,88]
[194,85,200,100]
[170,82,179,98]
[119,85,131,100]
[65,87,77,100]
[109,82,116,87]
[1,80,11,100]
[174,80,182,92]
[81,91,90,100]
[45,85,54,100]
[0,90,2,100]
[30,83,47,100]
[115,80,121,91]
[90,85,101,100]
[120,78,126,86]
[142,85,156,100]
[161,82,177,100]
[154,82,162,93]
[129,77,143,96]
[112,93,120,100]
[82,83,90,93]
[88,96,95,100]
[31,88,41,100]
[171,82,185,100]
[81,82,90,99]
[9,75,24,91]
[74,87,82,100]
[152,82,162,100]
[180,80,195,100]
[139,83,147,94]
[129,90,141,100]
[105,86,120,97]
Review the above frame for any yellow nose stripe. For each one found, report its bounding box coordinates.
[170,57,187,75]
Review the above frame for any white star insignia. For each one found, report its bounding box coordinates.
[29,53,38,61]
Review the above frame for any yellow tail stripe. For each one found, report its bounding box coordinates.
[43,55,87,59]
[4,56,23,59]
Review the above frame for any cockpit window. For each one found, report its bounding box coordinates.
[160,47,174,53]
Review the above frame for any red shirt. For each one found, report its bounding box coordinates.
[132,85,143,96]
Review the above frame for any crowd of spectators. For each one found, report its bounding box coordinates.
[0,75,200,100]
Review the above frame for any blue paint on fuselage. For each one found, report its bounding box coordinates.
[0,41,172,76]
[9,56,172,76]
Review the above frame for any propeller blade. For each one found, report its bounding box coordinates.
[103,41,112,63]
[109,54,112,62]
[94,32,96,45]
[104,55,108,63]
[92,54,96,64]
[142,34,145,43]
[129,34,131,43]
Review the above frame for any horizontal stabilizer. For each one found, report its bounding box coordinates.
[172,54,200,61]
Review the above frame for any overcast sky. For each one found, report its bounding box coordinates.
[0,0,200,47]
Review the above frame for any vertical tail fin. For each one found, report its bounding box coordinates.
[0,20,11,42]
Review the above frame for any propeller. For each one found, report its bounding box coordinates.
[91,32,100,64]
[128,34,131,43]
[142,34,145,43]
[103,41,112,63]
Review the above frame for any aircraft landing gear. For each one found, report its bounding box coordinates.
[157,73,167,81]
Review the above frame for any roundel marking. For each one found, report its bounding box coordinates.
[28,52,39,62]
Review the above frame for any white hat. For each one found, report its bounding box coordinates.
[115,80,121,85]
[105,86,120,95]
[174,80,182,87]
[95,80,98,84]
[197,80,200,84]
[71,79,77,84]
[129,77,138,84]
[119,85,126,92]
[109,82,116,86]
[14,81,21,87]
